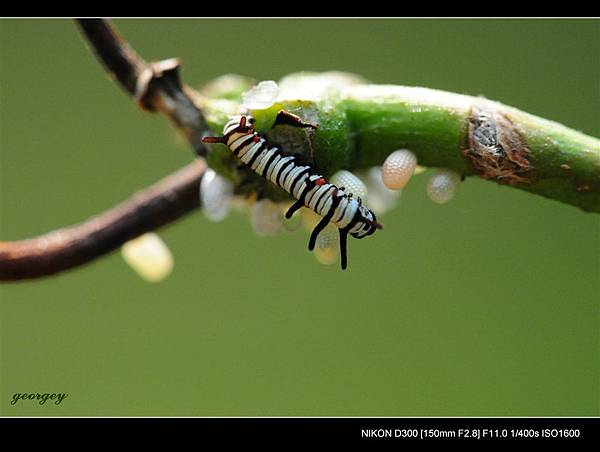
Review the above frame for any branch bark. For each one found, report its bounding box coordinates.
[76,19,210,156]
[0,19,210,282]
[76,19,143,95]
[0,161,206,281]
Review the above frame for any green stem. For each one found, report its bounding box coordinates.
[201,82,600,213]
[340,85,600,213]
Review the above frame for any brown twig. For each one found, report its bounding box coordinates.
[0,161,206,281]
[76,19,209,156]
[76,19,144,95]
[0,19,212,282]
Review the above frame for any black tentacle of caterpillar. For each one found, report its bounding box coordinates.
[202,115,383,270]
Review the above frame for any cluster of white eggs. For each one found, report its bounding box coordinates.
[382,150,461,204]
[196,161,461,268]
[121,158,462,279]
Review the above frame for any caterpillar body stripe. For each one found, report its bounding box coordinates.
[202,115,382,270]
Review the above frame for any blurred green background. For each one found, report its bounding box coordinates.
[1,19,598,416]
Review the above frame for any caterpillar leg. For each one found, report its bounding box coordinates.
[285,199,305,219]
[308,194,342,250]
[338,229,349,270]
[308,214,334,251]
[285,178,318,219]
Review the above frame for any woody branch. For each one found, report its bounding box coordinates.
[0,19,209,281]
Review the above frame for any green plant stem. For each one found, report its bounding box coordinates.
[340,85,600,213]
[203,84,600,213]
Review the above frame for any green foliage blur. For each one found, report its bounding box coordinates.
[1,19,598,416]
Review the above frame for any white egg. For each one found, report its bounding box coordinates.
[250,199,284,237]
[313,224,339,266]
[382,149,418,190]
[280,202,302,231]
[330,170,368,200]
[426,169,461,204]
[200,169,234,222]
[361,166,401,215]
[316,225,339,249]
[121,233,174,282]
[241,80,279,110]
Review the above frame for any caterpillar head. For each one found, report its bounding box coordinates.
[351,205,382,239]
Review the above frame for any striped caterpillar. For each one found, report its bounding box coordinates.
[202,114,382,270]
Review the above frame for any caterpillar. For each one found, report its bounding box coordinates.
[202,114,382,270]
